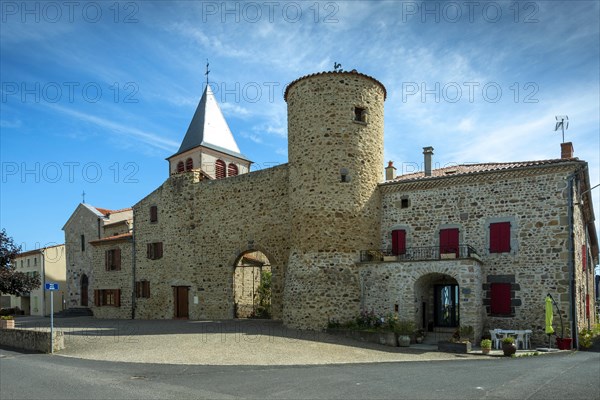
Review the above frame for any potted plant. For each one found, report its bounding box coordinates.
[414,328,426,344]
[0,315,15,329]
[480,339,492,355]
[556,328,573,350]
[438,325,473,353]
[395,320,415,347]
[502,336,516,356]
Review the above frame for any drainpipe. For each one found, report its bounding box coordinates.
[131,214,136,320]
[41,248,46,317]
[567,172,578,348]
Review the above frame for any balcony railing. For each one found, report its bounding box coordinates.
[360,245,480,263]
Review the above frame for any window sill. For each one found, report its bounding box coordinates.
[352,120,367,126]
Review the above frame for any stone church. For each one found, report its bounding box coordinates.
[77,70,597,347]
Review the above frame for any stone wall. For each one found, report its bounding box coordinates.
[283,71,386,329]
[90,238,133,319]
[378,162,589,344]
[132,165,289,321]
[0,328,65,353]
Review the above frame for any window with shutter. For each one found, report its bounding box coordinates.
[490,222,511,253]
[391,229,406,255]
[228,163,238,177]
[177,161,184,173]
[439,228,459,256]
[215,159,226,179]
[185,158,193,171]
[490,283,511,315]
[150,205,158,223]
[114,249,121,271]
[94,289,100,306]
[114,289,121,307]
[147,242,163,260]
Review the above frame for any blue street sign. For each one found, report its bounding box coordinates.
[45,283,59,291]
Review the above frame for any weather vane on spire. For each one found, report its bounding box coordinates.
[82,190,86,203]
[205,59,210,87]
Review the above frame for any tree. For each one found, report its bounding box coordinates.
[0,229,41,296]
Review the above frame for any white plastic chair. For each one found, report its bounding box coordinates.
[489,329,502,349]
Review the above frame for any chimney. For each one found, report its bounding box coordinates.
[423,146,434,177]
[561,142,574,159]
[385,161,397,181]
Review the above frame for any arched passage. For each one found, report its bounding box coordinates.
[233,250,272,319]
[414,273,459,332]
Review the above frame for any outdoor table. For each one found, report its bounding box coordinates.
[489,329,532,350]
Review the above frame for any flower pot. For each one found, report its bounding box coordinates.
[556,337,572,350]
[398,334,411,347]
[0,319,15,329]
[481,348,491,355]
[502,342,516,356]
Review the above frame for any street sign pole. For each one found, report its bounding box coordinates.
[45,283,58,354]
[50,290,54,354]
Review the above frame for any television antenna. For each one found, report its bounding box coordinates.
[555,115,569,143]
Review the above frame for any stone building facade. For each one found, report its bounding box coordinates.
[63,204,132,309]
[88,70,598,347]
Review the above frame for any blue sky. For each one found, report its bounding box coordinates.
[1,1,599,258]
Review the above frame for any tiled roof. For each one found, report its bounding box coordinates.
[16,244,65,257]
[284,70,387,101]
[89,233,132,245]
[93,207,132,216]
[388,158,581,184]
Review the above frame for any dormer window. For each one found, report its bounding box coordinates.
[185,158,193,171]
[215,159,226,179]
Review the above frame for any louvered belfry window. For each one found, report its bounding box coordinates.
[215,159,226,179]
[228,163,238,177]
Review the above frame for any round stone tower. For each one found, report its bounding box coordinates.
[283,70,387,329]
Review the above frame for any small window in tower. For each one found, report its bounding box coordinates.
[185,158,193,171]
[354,107,366,123]
[215,159,226,179]
[340,168,350,183]
[401,197,410,209]
[228,163,238,177]
[176,161,184,173]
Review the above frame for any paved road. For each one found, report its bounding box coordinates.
[1,347,599,399]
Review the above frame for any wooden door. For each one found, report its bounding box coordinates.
[81,274,88,307]
[173,286,189,318]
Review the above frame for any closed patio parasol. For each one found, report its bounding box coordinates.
[545,295,555,336]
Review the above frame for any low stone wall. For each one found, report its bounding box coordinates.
[0,328,65,353]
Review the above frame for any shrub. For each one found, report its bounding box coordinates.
[480,339,492,349]
[578,328,593,349]
[502,336,515,344]
[0,315,14,320]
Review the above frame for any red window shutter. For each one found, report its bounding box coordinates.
[185,158,193,171]
[491,283,511,314]
[582,245,587,271]
[115,249,121,270]
[147,243,152,259]
[440,228,459,256]
[177,161,184,173]
[105,250,110,271]
[392,230,406,255]
[94,289,100,306]
[228,163,238,177]
[144,281,150,298]
[157,242,163,258]
[586,295,590,318]
[215,160,226,179]
[490,222,511,253]
[115,289,121,307]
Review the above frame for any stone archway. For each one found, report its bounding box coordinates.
[233,250,272,319]
[414,273,459,332]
